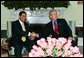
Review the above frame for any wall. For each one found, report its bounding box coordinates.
[60,1,83,26]
[1,3,11,30]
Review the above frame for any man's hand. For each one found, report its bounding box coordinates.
[29,32,37,40]
[68,37,75,41]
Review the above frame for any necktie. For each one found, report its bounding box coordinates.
[53,21,59,35]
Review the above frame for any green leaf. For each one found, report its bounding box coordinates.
[2,1,70,10]
[52,47,57,57]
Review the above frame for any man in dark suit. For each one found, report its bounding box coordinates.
[38,9,73,40]
[10,11,36,57]
[42,18,73,39]
[33,9,74,40]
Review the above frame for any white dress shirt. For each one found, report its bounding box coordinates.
[19,19,31,36]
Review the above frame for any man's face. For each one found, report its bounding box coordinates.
[19,13,27,22]
[49,11,58,21]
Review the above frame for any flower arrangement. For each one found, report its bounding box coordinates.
[28,37,83,57]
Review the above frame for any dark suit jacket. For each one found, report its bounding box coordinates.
[40,18,72,39]
[10,20,32,46]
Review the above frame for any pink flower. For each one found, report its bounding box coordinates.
[31,49,36,54]
[56,38,67,50]
[70,46,80,54]
[64,50,72,57]
[47,37,52,43]
[56,51,63,57]
[73,53,81,57]
[37,40,41,46]
[46,48,52,56]
[63,44,70,50]
[37,47,43,52]
[63,39,72,50]
[67,39,72,45]
[37,47,45,56]
[40,38,46,42]
[39,42,47,48]
[34,51,42,57]
[58,37,67,45]
[37,38,48,48]
[72,46,80,53]
[47,44,54,50]
[42,42,48,48]
[56,45,62,50]
[70,46,74,50]
[56,40,62,50]
[52,38,57,46]
[32,45,38,50]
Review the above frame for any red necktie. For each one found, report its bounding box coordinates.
[54,21,59,35]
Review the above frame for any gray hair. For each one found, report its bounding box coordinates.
[49,9,59,16]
